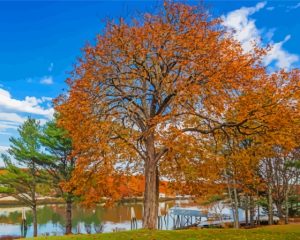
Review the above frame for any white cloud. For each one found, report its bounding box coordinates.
[266,6,275,11]
[40,76,54,85]
[222,2,299,70]
[41,96,52,102]
[0,132,11,136]
[0,122,18,131]
[48,62,54,72]
[222,2,266,52]
[0,88,54,136]
[0,113,25,124]
[287,2,300,10]
[26,74,54,85]
[0,88,54,117]
[264,35,299,69]
[265,28,276,41]
[0,145,9,154]
[0,146,9,166]
[0,113,26,132]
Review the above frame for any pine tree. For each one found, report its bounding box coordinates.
[0,118,48,237]
[38,116,75,234]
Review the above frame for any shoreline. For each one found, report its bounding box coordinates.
[0,196,191,207]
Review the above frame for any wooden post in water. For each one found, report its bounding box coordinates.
[130,207,137,230]
[158,207,162,229]
[164,204,169,229]
[21,208,27,237]
[77,223,81,234]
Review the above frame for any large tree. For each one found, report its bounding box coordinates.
[55,2,300,229]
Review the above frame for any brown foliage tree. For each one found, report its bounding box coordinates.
[55,2,300,229]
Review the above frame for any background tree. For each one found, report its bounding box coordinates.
[261,147,300,224]
[0,118,48,237]
[55,2,300,229]
[38,116,76,234]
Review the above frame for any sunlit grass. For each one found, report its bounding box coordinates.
[25,224,300,240]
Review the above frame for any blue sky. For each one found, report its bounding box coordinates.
[0,1,300,165]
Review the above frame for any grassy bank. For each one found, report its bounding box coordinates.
[26,224,300,240]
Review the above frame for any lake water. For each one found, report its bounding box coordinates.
[0,199,252,238]
[0,200,191,237]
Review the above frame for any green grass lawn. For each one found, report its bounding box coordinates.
[27,224,300,240]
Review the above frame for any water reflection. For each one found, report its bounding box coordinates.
[0,201,177,237]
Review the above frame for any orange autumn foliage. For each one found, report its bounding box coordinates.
[61,173,174,207]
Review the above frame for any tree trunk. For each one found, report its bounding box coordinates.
[232,181,239,229]
[226,175,238,228]
[32,204,38,237]
[227,178,239,228]
[285,194,289,224]
[245,195,249,226]
[249,196,254,227]
[257,203,260,226]
[268,185,273,225]
[143,133,160,229]
[143,160,159,229]
[276,202,283,219]
[65,196,73,234]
